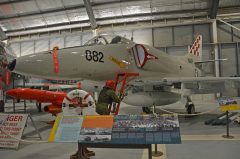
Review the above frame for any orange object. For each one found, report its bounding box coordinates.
[112,72,139,115]
[52,46,59,73]
[6,88,66,115]
[44,104,62,116]
[82,116,113,128]
[5,70,9,86]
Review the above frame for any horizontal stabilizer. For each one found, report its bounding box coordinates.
[195,58,228,64]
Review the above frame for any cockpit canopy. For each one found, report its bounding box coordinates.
[84,35,134,46]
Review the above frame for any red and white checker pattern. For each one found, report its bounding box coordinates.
[189,35,202,56]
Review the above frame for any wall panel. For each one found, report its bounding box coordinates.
[81,33,93,45]
[65,35,81,48]
[174,25,192,45]
[133,29,152,46]
[201,44,214,75]
[35,39,49,52]
[9,43,20,57]
[194,24,211,43]
[232,22,240,42]
[21,41,34,56]
[220,43,237,76]
[217,23,232,43]
[50,37,64,49]
[153,27,172,47]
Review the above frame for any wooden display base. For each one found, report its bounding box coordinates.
[222,135,234,139]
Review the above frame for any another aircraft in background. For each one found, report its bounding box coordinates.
[7,34,240,114]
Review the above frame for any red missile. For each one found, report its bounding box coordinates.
[6,88,66,104]
[43,104,62,116]
[6,88,67,115]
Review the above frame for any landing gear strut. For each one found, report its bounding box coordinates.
[36,102,42,112]
[186,104,195,114]
[185,96,195,114]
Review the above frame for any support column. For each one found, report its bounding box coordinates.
[212,20,220,77]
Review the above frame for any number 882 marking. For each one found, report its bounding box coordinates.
[85,50,104,63]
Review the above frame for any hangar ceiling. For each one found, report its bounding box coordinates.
[0,0,239,38]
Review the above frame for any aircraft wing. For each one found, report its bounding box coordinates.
[162,77,240,84]
[133,76,240,96]
[164,77,240,95]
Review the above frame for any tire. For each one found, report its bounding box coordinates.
[187,104,195,114]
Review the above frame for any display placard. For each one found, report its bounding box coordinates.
[110,114,181,144]
[50,114,181,144]
[0,114,28,149]
[217,97,240,112]
[48,115,83,142]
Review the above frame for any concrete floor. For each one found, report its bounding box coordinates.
[0,100,240,159]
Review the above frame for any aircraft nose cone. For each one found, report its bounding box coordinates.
[8,59,16,71]
[6,89,16,97]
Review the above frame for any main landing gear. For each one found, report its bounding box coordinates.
[185,96,195,114]
[142,106,152,114]
[36,102,42,112]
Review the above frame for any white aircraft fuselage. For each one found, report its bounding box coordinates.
[8,35,199,81]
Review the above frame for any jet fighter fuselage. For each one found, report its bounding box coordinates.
[8,35,199,81]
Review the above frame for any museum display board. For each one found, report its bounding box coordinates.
[49,114,181,144]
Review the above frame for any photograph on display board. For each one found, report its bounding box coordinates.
[111,114,181,144]
[79,115,113,143]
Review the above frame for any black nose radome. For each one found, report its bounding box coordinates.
[8,59,16,71]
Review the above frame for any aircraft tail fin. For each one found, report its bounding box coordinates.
[186,35,202,63]
[186,35,227,65]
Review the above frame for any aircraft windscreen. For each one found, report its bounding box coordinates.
[84,35,132,46]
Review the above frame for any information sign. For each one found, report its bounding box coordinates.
[48,115,83,142]
[0,114,28,149]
